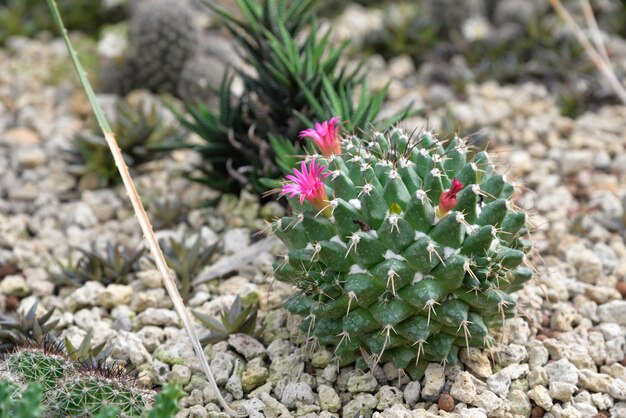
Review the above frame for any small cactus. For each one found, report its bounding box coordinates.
[45,367,151,417]
[0,340,152,417]
[273,121,532,378]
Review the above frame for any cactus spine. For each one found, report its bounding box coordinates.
[273,124,532,379]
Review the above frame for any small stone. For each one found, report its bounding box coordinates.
[527,386,553,411]
[551,303,580,332]
[450,371,476,404]
[310,348,333,368]
[170,364,191,386]
[487,371,511,398]
[403,381,420,406]
[437,393,454,412]
[421,363,445,401]
[460,347,492,378]
[260,393,291,417]
[136,326,165,352]
[242,363,268,393]
[577,369,613,392]
[226,359,244,400]
[319,384,341,412]
[0,275,29,297]
[545,358,578,385]
[186,389,203,407]
[96,284,133,308]
[608,379,626,400]
[530,405,545,418]
[529,368,549,388]
[598,300,626,325]
[134,308,179,327]
[376,386,403,410]
[507,389,531,417]
[110,330,152,365]
[342,393,377,418]
[65,281,105,311]
[549,381,577,402]
[591,393,613,410]
[347,371,378,393]
[211,352,235,385]
[473,390,504,416]
[281,382,315,409]
[228,333,265,360]
[460,408,488,418]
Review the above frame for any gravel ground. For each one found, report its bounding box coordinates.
[1,28,626,418]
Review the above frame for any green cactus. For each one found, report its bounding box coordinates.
[273,126,532,379]
[46,370,151,417]
[0,339,152,417]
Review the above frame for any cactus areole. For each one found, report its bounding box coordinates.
[274,121,532,379]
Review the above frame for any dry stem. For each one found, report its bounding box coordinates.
[549,0,626,104]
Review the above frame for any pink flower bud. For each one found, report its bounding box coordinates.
[299,117,342,157]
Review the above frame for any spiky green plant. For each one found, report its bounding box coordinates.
[66,97,183,188]
[172,0,417,194]
[0,379,44,418]
[159,233,219,301]
[0,303,58,353]
[64,328,111,364]
[193,296,259,345]
[45,369,151,417]
[272,126,532,379]
[0,340,151,418]
[49,242,144,288]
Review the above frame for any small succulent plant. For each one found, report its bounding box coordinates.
[64,328,111,364]
[159,233,218,301]
[0,339,153,417]
[272,119,532,378]
[0,378,44,418]
[66,97,183,188]
[193,296,259,345]
[0,302,58,353]
[144,196,188,230]
[49,242,144,288]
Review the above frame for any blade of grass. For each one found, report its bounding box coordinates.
[46,0,242,415]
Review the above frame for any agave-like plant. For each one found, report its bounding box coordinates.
[171,0,418,194]
[0,302,58,353]
[49,243,144,288]
[192,296,259,345]
[159,234,219,301]
[66,97,184,188]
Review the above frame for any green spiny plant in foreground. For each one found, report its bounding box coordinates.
[0,340,155,417]
[272,119,532,379]
[173,0,417,194]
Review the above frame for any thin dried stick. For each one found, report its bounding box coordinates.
[579,0,610,65]
[549,0,626,104]
[46,0,242,415]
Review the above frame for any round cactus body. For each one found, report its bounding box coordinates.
[4,348,69,392]
[273,126,532,379]
[46,372,151,417]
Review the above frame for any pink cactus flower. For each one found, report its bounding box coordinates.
[282,160,331,215]
[438,178,464,216]
[299,117,342,157]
